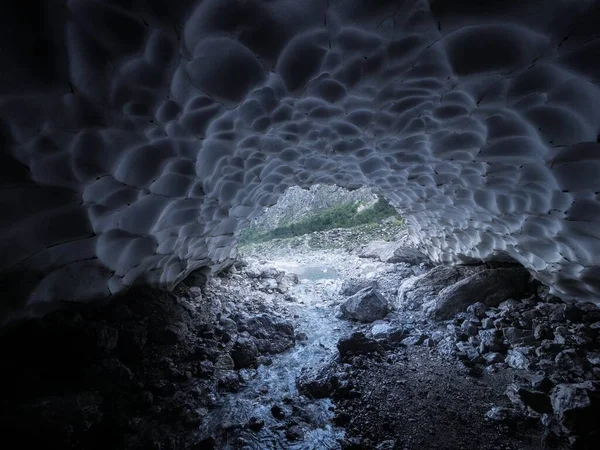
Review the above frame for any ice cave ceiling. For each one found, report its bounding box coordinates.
[1,0,600,324]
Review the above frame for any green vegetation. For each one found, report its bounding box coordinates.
[239,198,403,245]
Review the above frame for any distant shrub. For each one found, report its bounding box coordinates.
[239,197,403,244]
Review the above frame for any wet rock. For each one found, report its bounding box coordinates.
[481,318,494,329]
[460,319,479,336]
[271,405,286,420]
[217,371,242,392]
[248,417,264,432]
[370,321,394,338]
[297,364,344,399]
[231,337,259,369]
[340,278,378,296]
[338,332,382,358]
[14,391,103,444]
[295,332,308,341]
[236,313,295,354]
[285,425,303,441]
[425,267,530,320]
[340,287,389,323]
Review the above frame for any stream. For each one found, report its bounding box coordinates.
[200,262,351,449]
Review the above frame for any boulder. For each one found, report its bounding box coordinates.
[231,337,259,369]
[551,382,600,435]
[424,267,531,320]
[396,265,483,311]
[340,287,389,322]
[235,313,295,354]
[337,332,382,358]
[506,383,552,416]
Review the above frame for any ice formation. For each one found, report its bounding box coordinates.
[1,0,600,323]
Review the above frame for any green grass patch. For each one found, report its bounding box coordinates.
[239,198,403,244]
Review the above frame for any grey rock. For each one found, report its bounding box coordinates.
[551,382,600,434]
[401,333,427,346]
[506,383,552,416]
[338,332,382,358]
[425,267,530,320]
[503,327,536,346]
[467,302,489,319]
[231,337,259,369]
[339,278,378,296]
[484,352,505,364]
[587,352,600,366]
[396,265,483,311]
[340,287,389,323]
[388,246,429,265]
[506,350,530,370]
[236,313,295,354]
[215,354,235,371]
[478,329,505,354]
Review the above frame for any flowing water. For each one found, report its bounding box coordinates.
[200,264,351,449]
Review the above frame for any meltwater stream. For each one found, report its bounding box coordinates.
[200,263,351,449]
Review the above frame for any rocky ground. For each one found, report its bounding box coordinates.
[1,225,599,449]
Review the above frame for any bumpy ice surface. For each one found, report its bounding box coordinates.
[1,0,600,323]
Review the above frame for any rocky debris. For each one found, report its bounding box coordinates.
[424,267,531,320]
[0,262,300,450]
[340,287,389,322]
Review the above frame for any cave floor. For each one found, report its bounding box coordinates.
[232,246,568,450]
[333,345,559,450]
